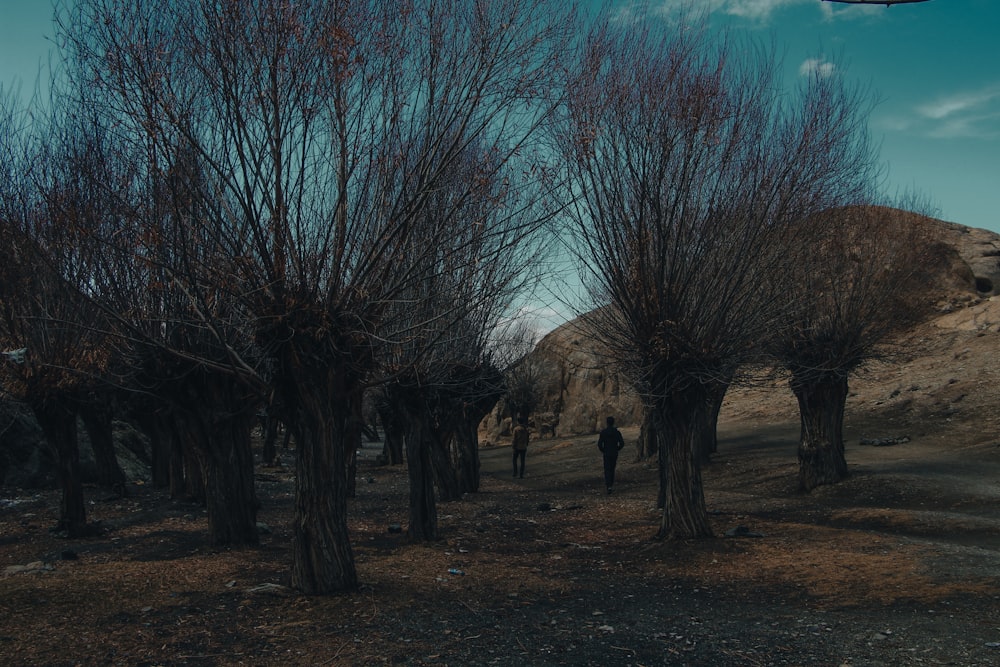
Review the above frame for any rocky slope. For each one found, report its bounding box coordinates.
[481,211,1000,444]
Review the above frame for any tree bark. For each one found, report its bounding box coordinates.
[262,413,280,467]
[32,397,88,537]
[792,373,849,492]
[454,408,481,494]
[378,405,405,465]
[430,427,461,502]
[200,390,259,547]
[134,409,172,488]
[405,413,438,541]
[79,399,126,493]
[638,409,658,462]
[653,386,714,539]
[695,381,730,465]
[280,354,358,594]
[167,411,205,503]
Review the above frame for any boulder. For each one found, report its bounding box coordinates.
[0,400,151,489]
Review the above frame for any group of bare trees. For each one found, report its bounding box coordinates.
[557,9,937,538]
[0,0,938,593]
[1,0,574,594]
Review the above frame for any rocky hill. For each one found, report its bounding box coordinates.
[481,211,1000,444]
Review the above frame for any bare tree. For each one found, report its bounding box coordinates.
[554,13,877,539]
[774,204,942,491]
[0,92,118,537]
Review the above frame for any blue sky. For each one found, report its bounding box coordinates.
[1,0,997,237]
[605,0,1000,234]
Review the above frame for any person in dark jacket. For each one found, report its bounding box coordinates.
[597,416,625,494]
[511,417,529,478]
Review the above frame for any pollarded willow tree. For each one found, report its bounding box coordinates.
[63,0,575,593]
[554,12,877,539]
[774,204,943,491]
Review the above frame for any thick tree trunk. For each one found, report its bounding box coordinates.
[653,386,714,539]
[792,373,849,492]
[166,375,258,545]
[32,397,88,537]
[79,399,126,493]
[200,395,259,547]
[282,360,358,594]
[405,413,437,541]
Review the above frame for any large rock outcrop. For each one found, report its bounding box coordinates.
[480,314,642,444]
[925,219,1000,295]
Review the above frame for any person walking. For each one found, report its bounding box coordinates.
[511,417,529,478]
[597,416,625,494]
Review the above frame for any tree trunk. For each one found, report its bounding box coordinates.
[346,391,363,499]
[168,411,205,503]
[654,386,714,539]
[200,393,259,547]
[405,413,437,541]
[134,410,171,488]
[430,427,461,502]
[32,397,88,537]
[282,361,358,595]
[378,405,405,465]
[656,420,667,510]
[79,399,126,493]
[262,413,280,466]
[638,409,658,461]
[693,381,729,465]
[792,373,849,492]
[454,408,481,494]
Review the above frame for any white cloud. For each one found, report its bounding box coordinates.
[650,0,801,23]
[917,87,1000,121]
[646,0,892,25]
[799,57,836,78]
[885,85,1000,141]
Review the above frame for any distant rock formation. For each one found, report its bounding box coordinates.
[481,211,997,442]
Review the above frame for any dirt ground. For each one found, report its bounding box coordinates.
[3,308,1000,666]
